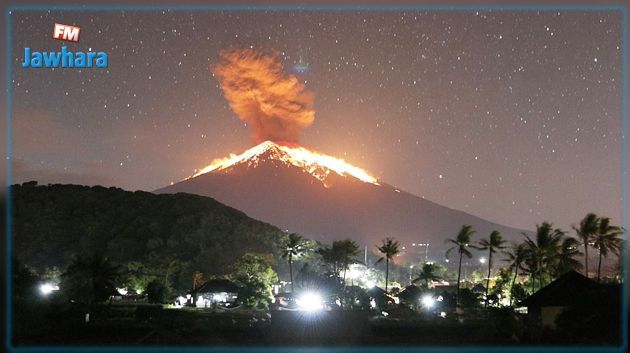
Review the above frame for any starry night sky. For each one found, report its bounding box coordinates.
[10,9,623,231]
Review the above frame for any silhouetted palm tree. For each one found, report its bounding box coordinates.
[445,225,476,304]
[412,263,442,288]
[522,222,565,291]
[334,240,360,308]
[504,242,528,306]
[593,217,623,281]
[375,237,400,293]
[478,230,506,307]
[573,213,599,278]
[555,237,583,276]
[335,239,360,285]
[282,233,306,292]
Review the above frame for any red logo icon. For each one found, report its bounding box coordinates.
[53,23,81,43]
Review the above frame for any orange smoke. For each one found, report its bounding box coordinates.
[212,48,315,143]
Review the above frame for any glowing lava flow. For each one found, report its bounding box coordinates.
[190,141,379,185]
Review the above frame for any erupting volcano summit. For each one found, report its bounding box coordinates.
[190,141,379,187]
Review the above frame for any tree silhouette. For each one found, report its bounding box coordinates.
[445,225,476,304]
[503,242,528,306]
[593,217,623,281]
[334,239,360,285]
[61,253,121,305]
[522,222,565,292]
[281,233,306,292]
[573,213,599,278]
[412,262,442,288]
[335,239,360,308]
[478,230,506,307]
[555,237,583,276]
[375,237,400,293]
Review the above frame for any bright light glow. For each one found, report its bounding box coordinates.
[479,257,487,264]
[296,292,324,311]
[212,293,228,302]
[348,264,365,280]
[39,283,59,296]
[117,287,128,295]
[366,281,376,288]
[189,141,379,185]
[349,268,361,279]
[175,296,187,307]
[421,295,435,308]
[440,311,447,318]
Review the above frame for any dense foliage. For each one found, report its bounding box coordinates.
[12,182,285,293]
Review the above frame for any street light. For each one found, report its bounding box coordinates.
[479,257,486,264]
[39,283,59,296]
[421,295,435,309]
[296,292,324,312]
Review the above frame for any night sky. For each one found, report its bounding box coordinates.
[10,10,623,231]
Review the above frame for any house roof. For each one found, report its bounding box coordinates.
[520,271,599,307]
[398,285,422,301]
[195,279,240,293]
[366,286,387,297]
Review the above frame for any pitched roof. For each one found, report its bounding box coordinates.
[366,286,387,297]
[398,285,422,301]
[520,271,599,307]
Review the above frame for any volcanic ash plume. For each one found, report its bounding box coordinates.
[212,48,315,144]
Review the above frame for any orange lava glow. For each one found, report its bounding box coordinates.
[190,141,379,185]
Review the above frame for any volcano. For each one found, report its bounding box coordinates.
[156,141,529,258]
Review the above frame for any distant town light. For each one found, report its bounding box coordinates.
[479,257,487,264]
[39,283,59,296]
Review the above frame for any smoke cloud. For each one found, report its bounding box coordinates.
[212,48,315,144]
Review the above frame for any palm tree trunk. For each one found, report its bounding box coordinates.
[509,266,518,307]
[456,252,463,305]
[385,259,389,293]
[584,242,589,278]
[342,262,348,309]
[289,256,294,292]
[485,251,492,308]
[597,250,603,282]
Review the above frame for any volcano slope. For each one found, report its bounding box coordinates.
[157,142,529,257]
